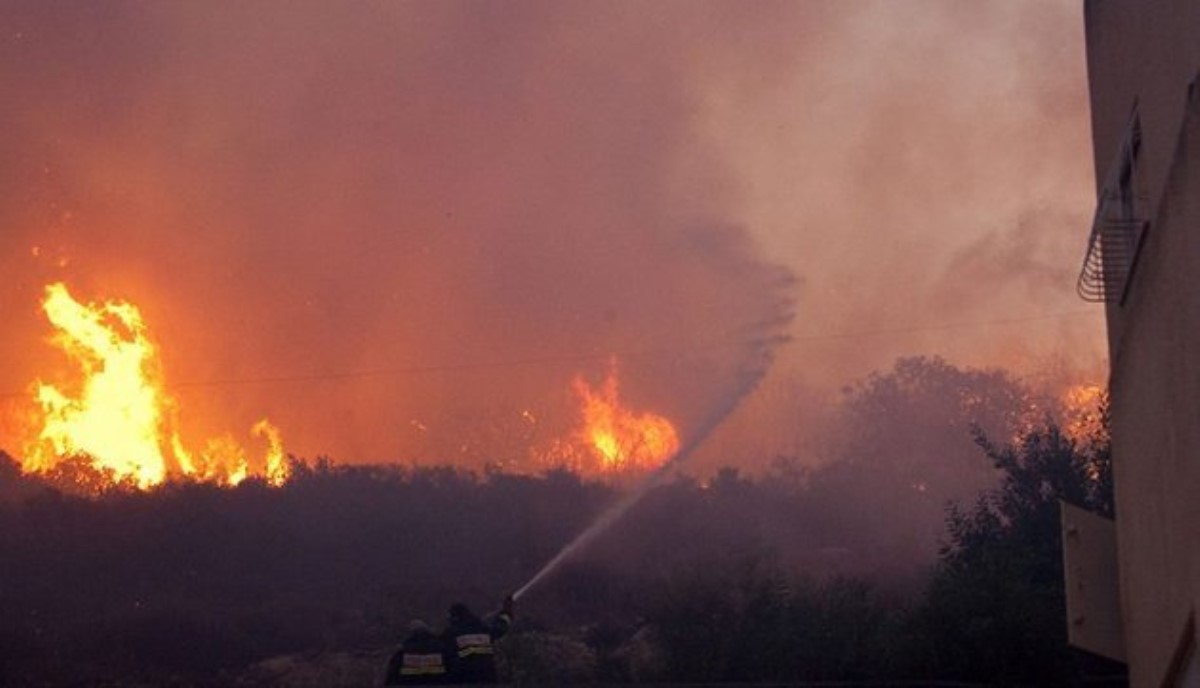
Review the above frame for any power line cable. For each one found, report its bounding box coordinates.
[787,309,1101,342]
[0,309,1103,397]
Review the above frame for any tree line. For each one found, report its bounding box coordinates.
[0,357,1125,685]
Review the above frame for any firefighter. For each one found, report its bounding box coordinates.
[384,619,449,685]
[442,595,514,684]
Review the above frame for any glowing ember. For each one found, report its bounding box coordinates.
[20,282,287,489]
[573,361,679,473]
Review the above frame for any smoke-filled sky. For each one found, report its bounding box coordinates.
[0,1,1103,468]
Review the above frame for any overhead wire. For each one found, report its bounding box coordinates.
[0,309,1103,399]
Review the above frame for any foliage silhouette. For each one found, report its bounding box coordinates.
[902,399,1122,685]
[0,368,1122,685]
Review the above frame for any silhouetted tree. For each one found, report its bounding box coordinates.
[904,401,1123,685]
[0,381,1121,686]
[806,356,1038,576]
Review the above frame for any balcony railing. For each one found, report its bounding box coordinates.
[1077,217,1148,303]
[1077,109,1143,304]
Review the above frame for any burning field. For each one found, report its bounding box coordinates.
[19,282,287,488]
[0,1,1116,685]
[9,281,700,492]
[0,351,1111,684]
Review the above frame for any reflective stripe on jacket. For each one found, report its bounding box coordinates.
[454,632,494,658]
[400,652,446,676]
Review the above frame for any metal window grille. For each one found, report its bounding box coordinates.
[1077,111,1147,303]
[1077,218,1148,302]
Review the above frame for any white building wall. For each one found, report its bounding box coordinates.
[1084,2,1200,685]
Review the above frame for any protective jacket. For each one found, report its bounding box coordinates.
[384,627,448,685]
[443,608,511,684]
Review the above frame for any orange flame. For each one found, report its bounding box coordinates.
[20,282,287,489]
[1059,383,1105,444]
[573,362,679,473]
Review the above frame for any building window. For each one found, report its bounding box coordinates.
[1077,109,1149,303]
